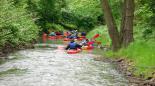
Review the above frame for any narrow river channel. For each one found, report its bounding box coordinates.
[0,43,129,86]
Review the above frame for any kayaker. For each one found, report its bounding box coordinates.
[87,39,95,46]
[67,32,78,39]
[78,32,81,37]
[49,31,56,36]
[80,39,89,46]
[55,31,62,35]
[66,39,82,50]
[65,40,77,50]
[81,32,86,36]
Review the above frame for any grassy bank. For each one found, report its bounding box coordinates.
[87,25,155,79]
[105,41,155,78]
[86,25,111,46]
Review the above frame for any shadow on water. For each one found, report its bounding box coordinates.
[0,68,27,77]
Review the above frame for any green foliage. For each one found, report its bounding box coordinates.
[135,0,155,40]
[105,41,155,78]
[48,23,64,31]
[0,0,39,48]
[63,0,104,31]
[36,0,66,32]
[65,0,102,19]
[109,0,122,23]
[29,0,106,32]
[39,0,60,22]
[61,12,97,31]
[86,26,111,46]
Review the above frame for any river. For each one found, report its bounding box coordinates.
[0,42,129,86]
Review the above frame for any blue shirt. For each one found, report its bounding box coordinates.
[69,42,76,49]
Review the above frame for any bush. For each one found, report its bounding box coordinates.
[0,0,39,48]
[47,23,64,31]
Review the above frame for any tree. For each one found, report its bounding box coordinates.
[100,0,135,51]
[100,0,121,51]
[120,0,135,47]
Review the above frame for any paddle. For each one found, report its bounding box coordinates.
[93,34,100,39]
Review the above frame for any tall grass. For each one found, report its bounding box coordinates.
[86,25,111,46]
[105,40,155,78]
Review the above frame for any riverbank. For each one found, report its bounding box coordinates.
[0,44,129,86]
[93,56,155,86]
[0,41,36,58]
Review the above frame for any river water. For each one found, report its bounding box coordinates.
[0,43,129,86]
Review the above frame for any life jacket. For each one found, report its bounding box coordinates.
[69,42,76,49]
[81,32,86,36]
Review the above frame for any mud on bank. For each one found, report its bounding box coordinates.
[93,56,155,86]
[0,41,36,58]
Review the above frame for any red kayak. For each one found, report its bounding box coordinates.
[64,38,71,41]
[57,46,65,50]
[80,36,86,39]
[87,46,94,50]
[67,49,81,54]
[77,38,83,41]
[56,35,63,39]
[82,46,94,50]
[48,36,57,40]
[77,36,86,41]
[42,33,47,43]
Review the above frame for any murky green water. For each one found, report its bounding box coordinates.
[0,43,129,86]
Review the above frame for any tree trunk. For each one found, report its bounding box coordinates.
[120,0,135,47]
[120,0,126,44]
[101,0,121,51]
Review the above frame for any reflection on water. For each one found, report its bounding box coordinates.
[0,44,129,86]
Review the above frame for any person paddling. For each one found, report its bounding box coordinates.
[66,39,82,50]
[65,40,77,50]
[80,39,89,46]
[49,31,56,36]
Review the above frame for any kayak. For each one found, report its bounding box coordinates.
[77,36,86,41]
[77,38,83,41]
[42,33,47,43]
[80,36,86,39]
[82,46,94,50]
[67,49,81,54]
[87,46,94,50]
[56,35,63,39]
[57,45,65,50]
[48,36,57,40]
[64,38,71,41]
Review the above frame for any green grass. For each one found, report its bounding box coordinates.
[86,25,111,46]
[105,40,155,78]
[0,68,27,77]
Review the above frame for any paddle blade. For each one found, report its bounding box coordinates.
[93,34,99,39]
